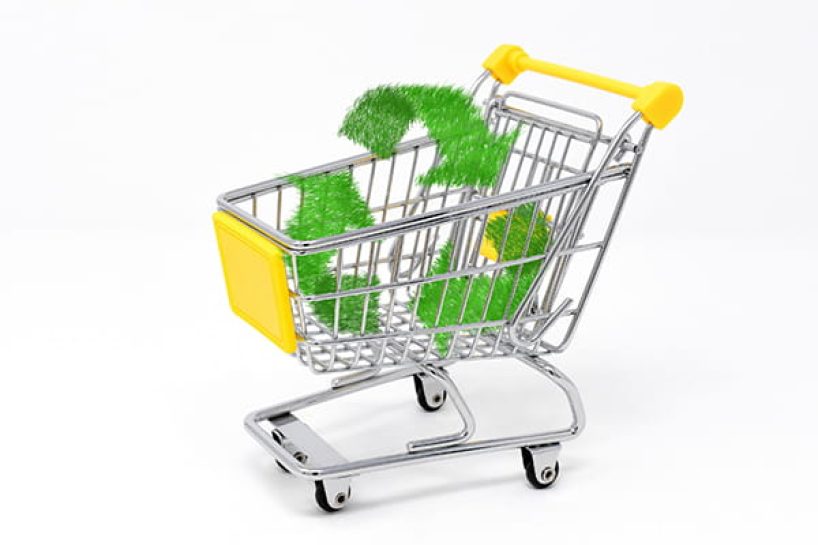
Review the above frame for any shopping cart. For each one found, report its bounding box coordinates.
[214,44,682,511]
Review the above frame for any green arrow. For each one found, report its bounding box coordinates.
[340,85,516,188]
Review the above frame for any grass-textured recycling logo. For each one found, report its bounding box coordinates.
[285,84,547,350]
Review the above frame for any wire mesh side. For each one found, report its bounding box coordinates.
[222,94,644,372]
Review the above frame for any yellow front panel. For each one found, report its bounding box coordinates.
[213,211,297,353]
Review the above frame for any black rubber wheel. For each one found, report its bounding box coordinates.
[314,481,351,513]
[413,374,447,412]
[521,448,560,489]
[271,430,290,474]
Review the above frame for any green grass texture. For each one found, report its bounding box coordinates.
[414,204,551,353]
[339,85,517,189]
[285,172,380,333]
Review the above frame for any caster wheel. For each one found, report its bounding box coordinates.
[413,374,447,412]
[314,481,351,513]
[521,448,560,489]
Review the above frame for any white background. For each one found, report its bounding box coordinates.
[2,1,816,542]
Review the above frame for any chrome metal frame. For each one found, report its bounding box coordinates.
[245,349,584,480]
[219,69,656,509]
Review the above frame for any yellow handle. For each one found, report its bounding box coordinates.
[483,45,683,129]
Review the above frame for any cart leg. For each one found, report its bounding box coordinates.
[514,352,584,489]
[406,364,476,452]
[515,352,586,439]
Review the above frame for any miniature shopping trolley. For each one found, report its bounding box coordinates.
[214,44,682,511]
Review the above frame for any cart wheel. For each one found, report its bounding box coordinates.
[521,448,560,489]
[413,374,447,412]
[271,429,290,474]
[314,481,351,513]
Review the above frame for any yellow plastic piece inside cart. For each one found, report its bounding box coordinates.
[213,211,297,353]
[480,210,554,261]
[480,210,508,261]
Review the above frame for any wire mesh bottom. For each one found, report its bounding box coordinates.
[296,300,514,372]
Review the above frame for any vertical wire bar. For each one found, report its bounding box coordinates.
[420,204,451,361]
[490,104,503,134]
[382,156,397,223]
[396,147,421,281]
[364,154,394,364]
[553,134,573,182]
[422,148,445,282]
[364,158,377,205]
[492,197,546,354]
[418,149,450,362]
[330,248,344,369]
[449,209,494,358]
[354,238,382,367]
[539,129,559,186]
[276,186,283,231]
[509,121,533,192]
[290,256,318,370]
[468,204,519,355]
[543,183,556,220]
[353,240,369,367]
[541,187,580,312]
[368,239,384,362]
[543,136,580,312]
[562,135,605,260]
[538,133,572,314]
[552,137,578,229]
[524,125,547,188]
[460,200,481,270]
[407,151,435,287]
[435,194,474,358]
[379,235,403,365]
[492,118,518,197]
[401,226,434,362]
[407,189,429,280]
[347,164,362,278]
[354,160,377,281]
[402,147,420,219]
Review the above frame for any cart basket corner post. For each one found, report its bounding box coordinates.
[214,44,682,512]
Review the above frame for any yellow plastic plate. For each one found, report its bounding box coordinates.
[213,211,297,353]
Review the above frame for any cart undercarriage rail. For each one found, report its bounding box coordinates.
[246,349,581,510]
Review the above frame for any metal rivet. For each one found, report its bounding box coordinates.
[541,467,555,483]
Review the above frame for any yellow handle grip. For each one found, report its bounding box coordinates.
[483,45,683,129]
